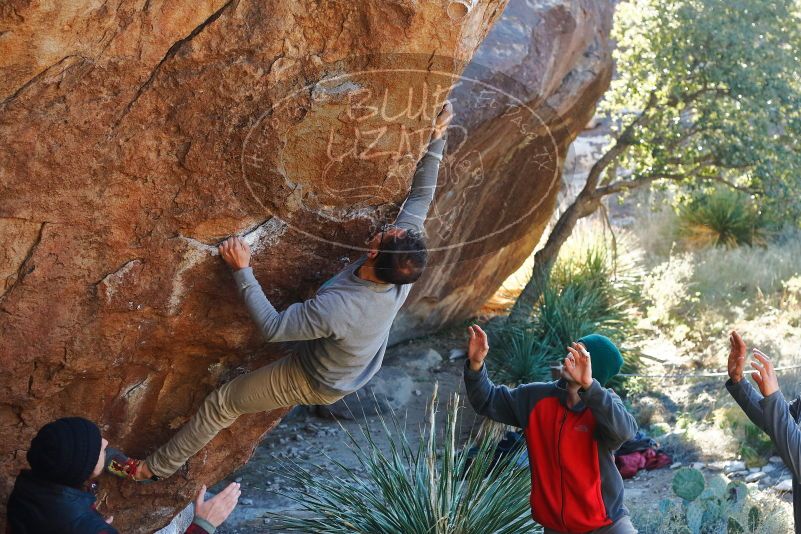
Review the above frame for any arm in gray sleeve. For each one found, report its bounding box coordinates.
[760,391,801,479]
[726,378,771,434]
[231,267,338,342]
[463,361,543,429]
[393,136,446,232]
[582,380,638,450]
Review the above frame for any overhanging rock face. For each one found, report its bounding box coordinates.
[0,0,611,530]
[395,0,616,341]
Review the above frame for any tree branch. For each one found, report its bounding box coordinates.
[596,167,760,197]
[582,91,659,194]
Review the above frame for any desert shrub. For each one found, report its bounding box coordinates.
[641,252,695,326]
[641,230,801,326]
[635,468,791,533]
[266,388,539,534]
[487,324,553,386]
[715,406,773,468]
[690,232,801,307]
[678,189,767,249]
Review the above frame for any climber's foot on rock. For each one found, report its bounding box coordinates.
[105,448,160,482]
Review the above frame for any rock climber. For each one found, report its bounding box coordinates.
[110,101,454,482]
[6,417,240,533]
[463,324,639,534]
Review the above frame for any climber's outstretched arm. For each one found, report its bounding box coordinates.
[394,101,452,233]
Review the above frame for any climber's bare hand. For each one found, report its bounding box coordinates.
[432,101,453,140]
[219,237,251,270]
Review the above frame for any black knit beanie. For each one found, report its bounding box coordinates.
[27,417,102,487]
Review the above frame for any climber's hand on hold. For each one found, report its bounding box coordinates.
[432,101,453,140]
[219,237,251,270]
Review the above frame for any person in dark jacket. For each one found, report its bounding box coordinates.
[6,417,240,534]
[463,325,638,534]
[726,330,801,534]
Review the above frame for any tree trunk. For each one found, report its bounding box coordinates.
[507,190,600,323]
[506,97,658,324]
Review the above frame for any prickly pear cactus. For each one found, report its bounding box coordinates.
[729,516,746,534]
[727,480,749,506]
[673,467,706,502]
[658,498,675,515]
[686,500,704,534]
[700,496,725,527]
[708,474,729,495]
[747,505,761,532]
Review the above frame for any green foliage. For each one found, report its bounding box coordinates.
[491,246,641,389]
[640,227,801,328]
[678,189,766,248]
[606,0,801,221]
[639,469,782,533]
[487,325,553,386]
[265,389,539,534]
[716,406,773,468]
[673,467,706,501]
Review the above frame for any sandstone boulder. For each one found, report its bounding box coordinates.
[0,0,507,530]
[0,0,614,530]
[395,0,616,340]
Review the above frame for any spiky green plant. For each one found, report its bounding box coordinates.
[678,189,767,249]
[673,467,705,501]
[487,325,553,386]
[492,245,641,390]
[265,386,540,534]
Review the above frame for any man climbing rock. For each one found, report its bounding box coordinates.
[114,102,453,481]
[6,417,240,533]
[463,325,639,534]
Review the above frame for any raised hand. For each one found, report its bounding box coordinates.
[432,101,454,140]
[467,324,489,372]
[751,348,780,397]
[219,237,251,270]
[728,331,747,383]
[194,482,241,528]
[565,342,593,390]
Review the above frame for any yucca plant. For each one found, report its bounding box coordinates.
[492,245,641,390]
[487,324,553,386]
[678,189,766,249]
[266,386,539,534]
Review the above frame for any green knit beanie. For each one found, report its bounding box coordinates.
[578,334,623,387]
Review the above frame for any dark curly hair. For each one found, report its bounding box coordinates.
[373,229,428,285]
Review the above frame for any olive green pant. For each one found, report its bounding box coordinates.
[147,355,344,478]
[543,516,637,534]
